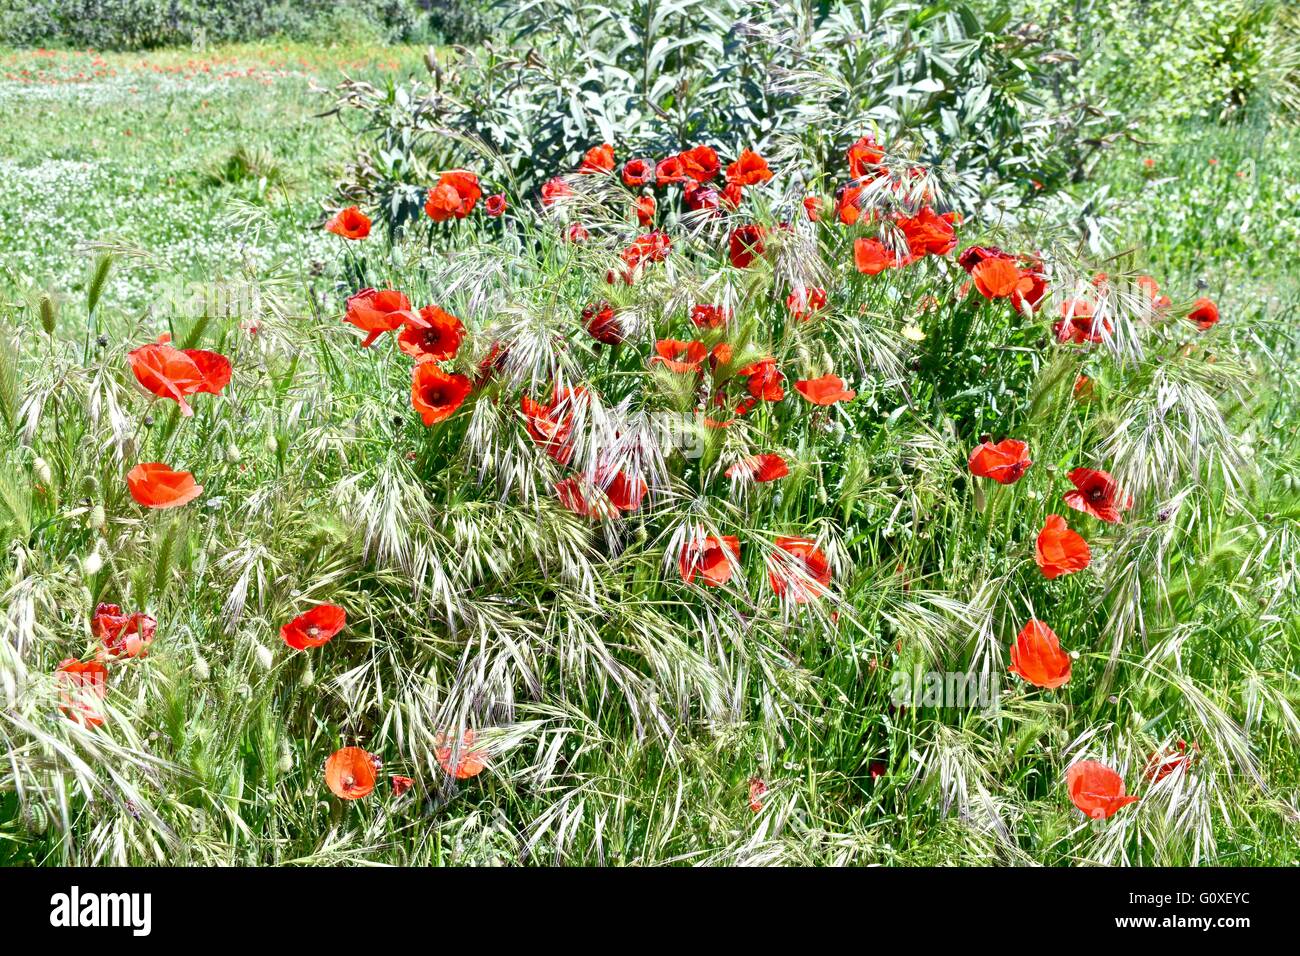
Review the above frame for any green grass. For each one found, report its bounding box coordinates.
[0,44,1298,867]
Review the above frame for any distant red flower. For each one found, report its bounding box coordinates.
[726,149,773,186]
[768,536,832,603]
[726,453,789,483]
[653,339,708,374]
[729,224,767,268]
[521,388,587,465]
[803,196,822,221]
[690,303,731,329]
[1035,514,1091,579]
[1064,467,1132,523]
[795,373,855,405]
[635,194,656,226]
[127,343,231,416]
[92,603,156,659]
[126,462,203,509]
[325,747,378,799]
[683,181,721,214]
[721,181,744,209]
[425,170,481,221]
[748,777,767,812]
[56,658,108,728]
[436,729,487,780]
[897,206,956,256]
[622,158,655,188]
[786,287,827,321]
[555,477,618,521]
[836,184,866,225]
[602,468,647,515]
[1008,619,1072,689]
[565,222,589,243]
[678,145,720,182]
[484,193,507,217]
[345,288,418,348]
[540,176,573,207]
[1145,741,1196,782]
[847,134,884,178]
[580,143,615,174]
[411,362,472,426]
[1054,299,1111,344]
[324,205,370,239]
[582,301,623,345]
[1067,760,1139,820]
[968,439,1032,485]
[281,604,346,650]
[679,534,741,587]
[1187,297,1220,331]
[398,305,464,362]
[390,775,415,796]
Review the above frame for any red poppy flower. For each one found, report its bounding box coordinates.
[1067,760,1139,820]
[580,143,615,174]
[748,777,767,812]
[897,206,956,256]
[126,462,202,509]
[743,359,784,401]
[971,257,1022,300]
[795,373,855,405]
[786,287,827,321]
[803,195,822,221]
[582,301,623,345]
[847,134,884,178]
[725,453,789,483]
[708,342,733,373]
[1064,467,1132,524]
[1073,374,1095,401]
[1035,514,1091,579]
[522,387,587,464]
[602,470,648,513]
[324,206,370,239]
[768,536,832,603]
[653,339,708,374]
[325,746,378,799]
[126,343,231,416]
[726,149,773,186]
[967,439,1032,485]
[722,181,744,209]
[436,729,486,780]
[956,245,1009,273]
[92,603,156,659]
[390,775,415,796]
[678,145,720,182]
[679,534,741,586]
[344,288,418,348]
[690,303,730,329]
[1055,299,1111,344]
[484,193,507,217]
[540,176,573,208]
[683,181,721,214]
[655,155,690,187]
[424,170,481,221]
[56,658,108,728]
[398,305,464,362]
[1187,297,1219,331]
[1008,619,1072,689]
[565,222,589,244]
[281,603,346,650]
[555,477,618,521]
[729,224,767,268]
[837,184,865,225]
[622,158,655,188]
[411,362,472,426]
[1012,269,1048,312]
[635,194,656,226]
[1145,741,1196,782]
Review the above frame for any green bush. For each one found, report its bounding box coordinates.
[0,0,425,49]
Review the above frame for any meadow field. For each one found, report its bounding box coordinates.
[1,1,1298,867]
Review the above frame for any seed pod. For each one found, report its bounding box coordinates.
[87,504,106,531]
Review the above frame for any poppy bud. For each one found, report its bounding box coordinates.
[224,442,241,464]
[193,655,211,680]
[33,457,52,486]
[255,644,274,670]
[424,46,438,74]
[87,504,106,531]
[301,660,315,689]
[81,475,98,496]
[264,432,278,454]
